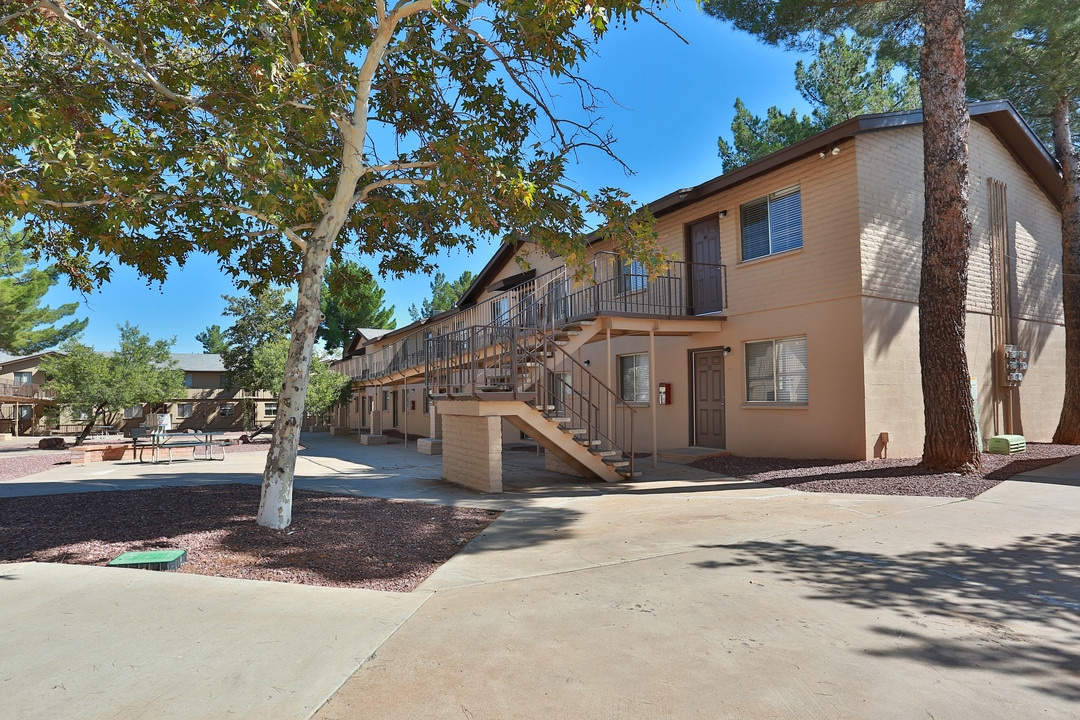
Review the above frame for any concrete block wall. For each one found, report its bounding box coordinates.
[857,127,925,303]
[858,121,1065,458]
[857,122,1063,323]
[545,451,587,477]
[442,414,502,493]
[588,138,863,317]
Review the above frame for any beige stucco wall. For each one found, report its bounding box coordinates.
[363,381,431,437]
[571,136,869,458]
[572,295,865,459]
[589,137,863,314]
[0,356,50,385]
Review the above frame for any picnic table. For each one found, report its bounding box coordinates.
[132,428,227,464]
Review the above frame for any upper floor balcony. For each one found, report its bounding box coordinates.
[0,380,55,401]
[339,251,727,385]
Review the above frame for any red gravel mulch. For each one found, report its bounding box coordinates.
[0,484,499,592]
[690,443,1080,499]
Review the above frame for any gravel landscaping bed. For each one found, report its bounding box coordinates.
[0,484,499,592]
[690,443,1080,499]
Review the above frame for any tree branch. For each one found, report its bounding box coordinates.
[362,160,438,175]
[223,205,309,251]
[1,1,45,25]
[38,197,113,208]
[351,177,429,204]
[39,0,199,105]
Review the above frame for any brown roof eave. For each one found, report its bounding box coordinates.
[644,100,1062,218]
[646,116,866,219]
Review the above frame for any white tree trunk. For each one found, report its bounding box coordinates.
[256,235,335,528]
[254,3,408,529]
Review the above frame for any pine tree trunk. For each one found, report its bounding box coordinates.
[918,0,981,471]
[1052,95,1080,444]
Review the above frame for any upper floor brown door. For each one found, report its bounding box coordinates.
[689,217,723,314]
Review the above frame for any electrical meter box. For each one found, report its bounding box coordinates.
[1001,345,1028,387]
[987,434,1026,455]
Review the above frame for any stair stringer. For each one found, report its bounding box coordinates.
[544,319,602,359]
[502,403,625,483]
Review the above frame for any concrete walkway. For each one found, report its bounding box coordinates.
[2,434,1079,719]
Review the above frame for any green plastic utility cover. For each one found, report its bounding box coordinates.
[987,435,1026,455]
[108,549,188,571]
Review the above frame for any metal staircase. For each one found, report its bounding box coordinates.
[427,319,638,481]
[340,250,727,483]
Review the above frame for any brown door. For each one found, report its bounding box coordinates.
[689,217,723,314]
[693,350,726,448]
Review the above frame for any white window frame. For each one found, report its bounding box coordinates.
[14,371,32,385]
[264,402,278,417]
[740,185,803,262]
[745,336,808,405]
[220,403,235,417]
[618,353,650,404]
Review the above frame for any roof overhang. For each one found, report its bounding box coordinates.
[646,99,1062,217]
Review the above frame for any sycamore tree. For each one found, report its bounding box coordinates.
[318,259,396,356]
[408,269,475,320]
[3,1,664,528]
[704,0,981,471]
[40,323,185,445]
[719,33,919,171]
[0,223,87,354]
[967,0,1080,443]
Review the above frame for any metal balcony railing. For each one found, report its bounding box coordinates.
[347,251,725,386]
[426,321,636,479]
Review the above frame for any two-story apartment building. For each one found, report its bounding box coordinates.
[0,351,278,435]
[0,351,57,436]
[333,100,1066,492]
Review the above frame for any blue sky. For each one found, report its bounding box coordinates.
[41,3,814,354]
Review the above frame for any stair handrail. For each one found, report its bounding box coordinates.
[351,263,570,384]
[427,319,635,480]
[514,321,630,479]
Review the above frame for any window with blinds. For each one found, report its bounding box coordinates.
[617,259,648,294]
[740,186,802,261]
[745,336,808,404]
[618,353,650,403]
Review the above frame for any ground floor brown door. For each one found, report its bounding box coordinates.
[693,350,726,448]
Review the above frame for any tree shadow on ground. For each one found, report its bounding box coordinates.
[694,534,1080,701]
